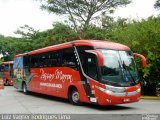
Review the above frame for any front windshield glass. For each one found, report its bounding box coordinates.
[99,49,138,87]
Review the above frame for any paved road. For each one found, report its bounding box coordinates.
[0,86,160,119]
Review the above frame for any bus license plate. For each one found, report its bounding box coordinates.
[123,98,130,102]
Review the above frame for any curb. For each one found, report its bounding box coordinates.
[141,96,160,100]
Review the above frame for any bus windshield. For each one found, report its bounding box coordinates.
[99,49,139,87]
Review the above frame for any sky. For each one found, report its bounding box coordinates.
[0,0,159,37]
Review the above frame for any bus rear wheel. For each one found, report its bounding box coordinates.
[4,80,9,86]
[22,83,28,94]
[69,88,82,105]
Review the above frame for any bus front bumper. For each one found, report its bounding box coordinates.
[93,86,141,106]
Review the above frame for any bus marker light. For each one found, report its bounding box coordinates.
[136,88,141,92]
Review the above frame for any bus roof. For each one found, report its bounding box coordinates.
[74,40,130,50]
[14,53,25,58]
[14,40,130,57]
[2,61,14,65]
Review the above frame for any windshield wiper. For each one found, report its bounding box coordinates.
[122,61,136,84]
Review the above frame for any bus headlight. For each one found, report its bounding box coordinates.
[136,88,141,92]
[96,85,125,93]
[105,85,125,93]
[97,86,105,92]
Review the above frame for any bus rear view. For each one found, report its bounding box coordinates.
[0,61,14,86]
[13,40,146,106]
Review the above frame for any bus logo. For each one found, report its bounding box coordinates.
[40,69,73,82]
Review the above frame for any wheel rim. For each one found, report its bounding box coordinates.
[72,91,79,103]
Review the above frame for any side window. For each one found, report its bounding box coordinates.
[59,48,77,69]
[49,52,58,67]
[4,64,9,72]
[84,53,99,80]
[38,51,59,68]
[30,55,39,68]
[27,48,77,68]
[24,55,29,68]
[77,46,94,67]
[0,65,4,72]
[39,53,50,67]
[76,46,99,81]
[57,50,63,66]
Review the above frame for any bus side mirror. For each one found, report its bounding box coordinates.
[133,53,147,69]
[85,50,104,66]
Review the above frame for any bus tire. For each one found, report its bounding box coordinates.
[69,88,82,105]
[6,80,9,86]
[22,83,28,94]
[4,80,9,86]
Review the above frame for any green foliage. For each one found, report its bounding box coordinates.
[42,23,77,46]
[0,36,33,60]
[154,0,160,9]
[14,24,39,40]
[0,58,4,64]
[79,25,106,40]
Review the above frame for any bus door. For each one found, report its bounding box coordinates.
[78,50,100,99]
[84,53,99,81]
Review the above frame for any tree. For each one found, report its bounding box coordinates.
[14,24,39,40]
[39,0,131,31]
[41,23,77,46]
[154,0,160,9]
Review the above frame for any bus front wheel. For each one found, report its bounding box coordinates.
[69,88,82,105]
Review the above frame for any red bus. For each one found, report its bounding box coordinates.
[13,40,146,105]
[0,79,4,89]
[0,61,14,86]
